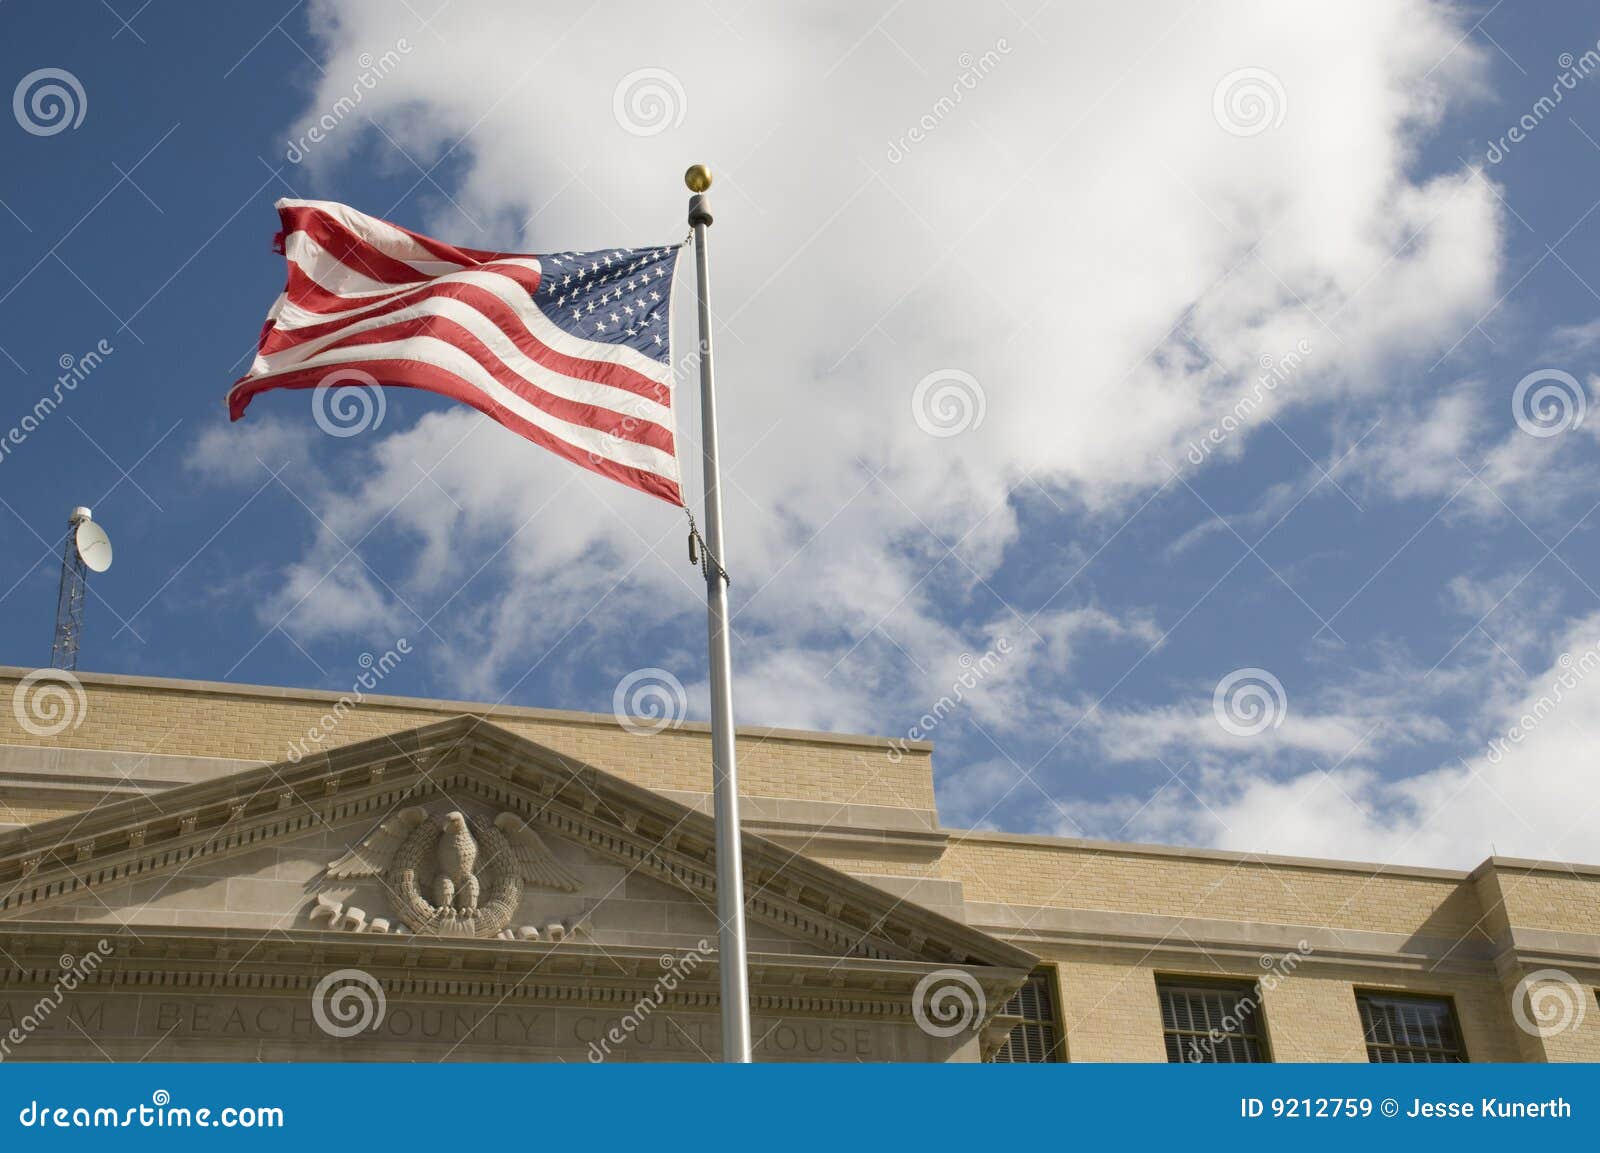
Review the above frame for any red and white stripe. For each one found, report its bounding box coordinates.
[229,199,684,505]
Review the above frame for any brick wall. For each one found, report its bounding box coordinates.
[940,834,1484,938]
[1045,958,1167,1062]
[0,669,935,811]
[7,668,1600,1064]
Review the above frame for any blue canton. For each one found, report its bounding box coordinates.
[532,245,680,364]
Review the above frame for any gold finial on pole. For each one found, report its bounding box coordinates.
[684,164,712,192]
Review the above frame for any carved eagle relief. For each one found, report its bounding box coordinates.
[314,807,584,939]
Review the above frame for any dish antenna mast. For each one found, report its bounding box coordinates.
[51,506,112,671]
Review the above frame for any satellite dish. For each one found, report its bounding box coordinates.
[74,518,112,573]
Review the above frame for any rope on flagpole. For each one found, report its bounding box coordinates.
[677,222,726,587]
[685,508,730,585]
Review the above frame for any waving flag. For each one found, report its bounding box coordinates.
[229,199,685,505]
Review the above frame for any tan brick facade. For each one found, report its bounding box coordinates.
[0,669,936,811]
[3,667,1597,1063]
[941,835,1487,937]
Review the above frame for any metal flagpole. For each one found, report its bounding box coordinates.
[685,163,753,1063]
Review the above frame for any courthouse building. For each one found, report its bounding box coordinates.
[0,665,1596,1063]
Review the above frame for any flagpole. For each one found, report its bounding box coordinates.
[685,163,753,1063]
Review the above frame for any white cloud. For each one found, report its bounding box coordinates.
[1088,701,1380,766]
[207,3,1519,854]
[1549,316,1600,353]
[191,413,317,485]
[1339,375,1600,516]
[1083,613,1600,867]
[935,757,1029,832]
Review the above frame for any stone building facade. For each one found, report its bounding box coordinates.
[0,666,1595,1062]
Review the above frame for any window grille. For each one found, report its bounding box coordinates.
[1158,979,1269,1063]
[1356,993,1465,1063]
[989,969,1063,1062]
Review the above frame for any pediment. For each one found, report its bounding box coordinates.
[0,717,1035,978]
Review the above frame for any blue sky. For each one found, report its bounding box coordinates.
[4,0,1600,868]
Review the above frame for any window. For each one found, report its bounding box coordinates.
[1158,978,1269,1063]
[988,969,1063,1062]
[1356,993,1465,1063]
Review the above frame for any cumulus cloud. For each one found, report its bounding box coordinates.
[1092,612,1600,867]
[191,412,318,485]
[196,1,1537,864]
[1344,377,1600,514]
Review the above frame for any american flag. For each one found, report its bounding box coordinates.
[228,199,685,505]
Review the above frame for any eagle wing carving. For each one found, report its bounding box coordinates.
[326,806,428,878]
[493,812,583,893]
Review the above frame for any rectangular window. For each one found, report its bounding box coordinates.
[1356,993,1465,1063]
[1158,978,1269,1063]
[989,969,1063,1062]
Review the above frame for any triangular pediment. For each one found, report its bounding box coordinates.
[0,717,1035,978]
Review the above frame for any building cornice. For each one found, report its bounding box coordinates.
[947,828,1484,881]
[967,901,1502,976]
[0,923,1026,1023]
[0,716,1036,977]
